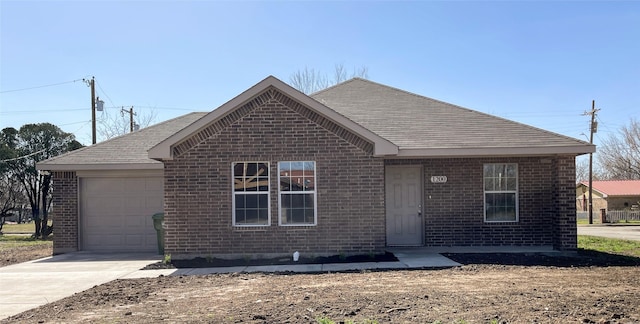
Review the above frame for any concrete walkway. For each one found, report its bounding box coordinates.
[0,253,161,320]
[0,250,461,320]
[126,251,462,279]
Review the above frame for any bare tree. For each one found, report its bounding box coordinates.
[290,64,369,94]
[97,107,157,141]
[575,157,604,183]
[597,118,640,180]
[0,169,22,231]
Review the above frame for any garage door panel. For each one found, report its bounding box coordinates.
[81,177,162,252]
[145,177,163,189]
[146,197,163,211]
[124,215,147,227]
[84,178,124,194]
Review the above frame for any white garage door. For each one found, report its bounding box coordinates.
[80,177,163,252]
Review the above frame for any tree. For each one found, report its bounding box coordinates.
[0,128,20,231]
[97,107,157,141]
[0,172,23,231]
[0,124,83,238]
[597,118,640,180]
[289,64,369,94]
[575,157,604,183]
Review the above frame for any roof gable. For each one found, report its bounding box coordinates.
[578,180,640,197]
[312,78,595,157]
[149,76,398,160]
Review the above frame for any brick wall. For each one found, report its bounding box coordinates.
[606,196,640,211]
[163,88,385,258]
[553,156,577,250]
[387,156,577,250]
[51,171,78,254]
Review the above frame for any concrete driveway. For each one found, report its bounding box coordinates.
[578,224,640,241]
[0,252,160,320]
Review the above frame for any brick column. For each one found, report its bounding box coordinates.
[51,171,78,254]
[552,156,577,251]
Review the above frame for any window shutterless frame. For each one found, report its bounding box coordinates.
[231,162,270,226]
[278,161,317,226]
[483,163,519,223]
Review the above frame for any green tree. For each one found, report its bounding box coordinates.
[0,123,83,237]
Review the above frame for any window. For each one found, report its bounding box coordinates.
[278,161,317,225]
[232,162,269,226]
[483,163,518,222]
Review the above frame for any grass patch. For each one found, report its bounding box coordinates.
[2,221,52,233]
[578,235,640,258]
[0,235,52,251]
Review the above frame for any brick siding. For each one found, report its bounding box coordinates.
[51,171,78,254]
[163,87,579,257]
[163,88,385,258]
[552,156,577,250]
[387,156,577,250]
[48,88,579,255]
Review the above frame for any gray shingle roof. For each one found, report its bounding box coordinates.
[40,77,594,171]
[37,112,206,170]
[311,78,593,156]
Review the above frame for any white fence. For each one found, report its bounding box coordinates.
[606,210,640,223]
[577,210,640,223]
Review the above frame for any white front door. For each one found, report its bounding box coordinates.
[385,166,423,246]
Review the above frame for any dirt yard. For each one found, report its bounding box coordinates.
[0,242,51,267]
[2,245,639,324]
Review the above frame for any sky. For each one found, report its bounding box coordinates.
[1,1,639,157]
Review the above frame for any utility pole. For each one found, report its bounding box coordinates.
[583,100,599,224]
[83,76,103,144]
[89,77,96,144]
[120,106,137,132]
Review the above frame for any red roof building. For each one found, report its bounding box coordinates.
[576,180,640,211]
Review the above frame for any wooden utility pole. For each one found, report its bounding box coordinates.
[584,100,599,224]
[121,106,136,132]
[90,77,96,144]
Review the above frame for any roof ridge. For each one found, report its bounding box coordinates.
[309,77,361,96]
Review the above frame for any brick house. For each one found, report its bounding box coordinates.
[576,180,640,211]
[38,76,594,257]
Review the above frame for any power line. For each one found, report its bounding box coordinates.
[0,79,83,94]
[95,80,118,110]
[0,108,87,115]
[0,148,47,163]
[59,120,92,127]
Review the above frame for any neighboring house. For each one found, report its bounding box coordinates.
[38,76,594,256]
[576,180,640,211]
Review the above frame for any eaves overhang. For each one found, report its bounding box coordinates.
[36,162,163,171]
[392,144,596,159]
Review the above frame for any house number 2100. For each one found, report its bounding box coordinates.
[430,176,447,183]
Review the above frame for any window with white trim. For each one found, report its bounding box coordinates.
[278,161,317,226]
[483,163,518,222]
[232,162,270,226]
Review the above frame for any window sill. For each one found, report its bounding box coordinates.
[279,224,317,228]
